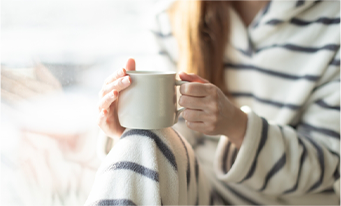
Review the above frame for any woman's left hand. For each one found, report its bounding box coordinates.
[178,72,248,148]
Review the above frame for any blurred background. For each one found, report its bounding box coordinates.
[1,0,174,205]
[2,0,174,90]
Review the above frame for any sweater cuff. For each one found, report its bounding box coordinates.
[214,108,263,182]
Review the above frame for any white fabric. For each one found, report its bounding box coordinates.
[86,128,220,205]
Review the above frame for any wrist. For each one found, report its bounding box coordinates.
[225,106,248,148]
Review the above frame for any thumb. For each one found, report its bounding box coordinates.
[125,58,136,71]
[179,71,209,83]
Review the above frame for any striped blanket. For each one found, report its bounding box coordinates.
[85,128,223,205]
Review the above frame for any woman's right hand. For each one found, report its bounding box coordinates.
[97,58,135,138]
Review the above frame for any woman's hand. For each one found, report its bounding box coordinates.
[97,58,135,138]
[178,72,248,148]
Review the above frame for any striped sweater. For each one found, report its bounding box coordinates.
[149,0,340,204]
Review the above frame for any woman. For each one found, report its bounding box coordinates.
[87,1,340,205]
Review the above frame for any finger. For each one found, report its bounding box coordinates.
[125,58,136,71]
[97,111,115,138]
[103,68,126,86]
[101,59,134,96]
[179,95,206,109]
[182,109,207,122]
[98,90,119,112]
[179,71,209,83]
[180,82,209,97]
[100,76,131,97]
[185,121,206,133]
[97,109,107,128]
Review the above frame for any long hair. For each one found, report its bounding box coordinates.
[168,1,230,94]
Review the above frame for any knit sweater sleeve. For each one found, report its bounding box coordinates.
[214,50,340,196]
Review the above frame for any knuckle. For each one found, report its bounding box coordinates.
[207,124,215,133]
[204,83,212,90]
[180,84,187,94]
[113,70,121,80]
[112,79,120,89]
[185,110,192,119]
[182,109,187,119]
[106,94,115,104]
[104,70,122,85]
[209,102,219,113]
[186,84,194,94]
[211,115,218,124]
[182,84,195,95]
[206,84,217,96]
[104,97,111,105]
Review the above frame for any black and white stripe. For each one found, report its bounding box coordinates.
[238,118,269,183]
[283,138,308,194]
[266,17,340,26]
[225,63,320,81]
[121,129,178,170]
[87,128,214,205]
[89,199,137,206]
[105,161,159,182]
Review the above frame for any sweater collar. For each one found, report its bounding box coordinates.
[228,0,319,56]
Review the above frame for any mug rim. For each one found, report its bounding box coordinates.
[126,71,176,75]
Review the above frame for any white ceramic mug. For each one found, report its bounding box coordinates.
[117,71,187,129]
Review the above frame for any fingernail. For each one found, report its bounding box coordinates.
[118,68,125,76]
[122,76,130,85]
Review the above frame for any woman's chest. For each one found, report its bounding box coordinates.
[224,25,338,123]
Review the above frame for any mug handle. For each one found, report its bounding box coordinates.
[175,80,188,120]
